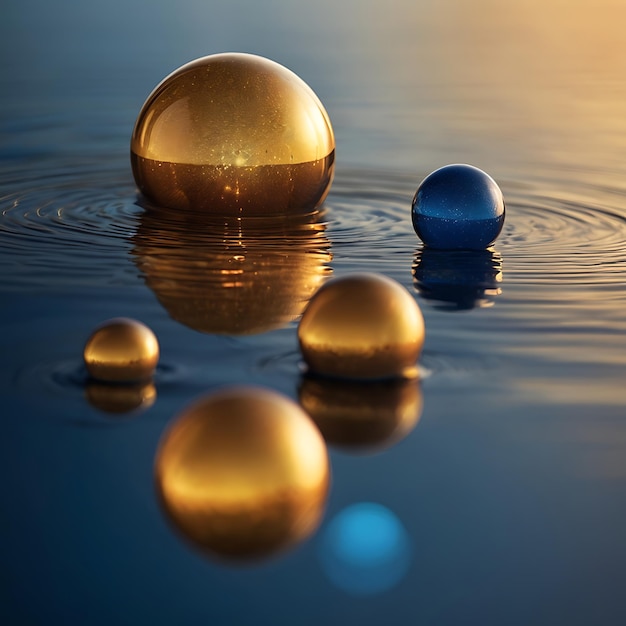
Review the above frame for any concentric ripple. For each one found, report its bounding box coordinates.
[324,170,626,292]
[498,182,626,286]
[325,169,416,265]
[3,163,626,300]
[3,161,626,399]
[0,170,141,289]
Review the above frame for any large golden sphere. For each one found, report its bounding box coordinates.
[299,376,422,453]
[132,208,331,335]
[298,273,425,379]
[83,318,159,382]
[131,53,335,215]
[155,386,330,561]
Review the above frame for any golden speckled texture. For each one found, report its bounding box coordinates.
[131,53,335,215]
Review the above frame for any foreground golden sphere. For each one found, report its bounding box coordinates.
[83,318,159,382]
[155,386,330,561]
[299,376,422,453]
[131,53,335,215]
[298,273,425,379]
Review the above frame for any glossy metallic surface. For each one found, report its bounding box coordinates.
[155,386,329,561]
[298,273,425,379]
[411,164,505,250]
[131,53,335,215]
[83,317,159,382]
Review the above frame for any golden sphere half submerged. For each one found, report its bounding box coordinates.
[298,273,425,380]
[155,386,330,561]
[131,53,335,215]
[83,318,159,382]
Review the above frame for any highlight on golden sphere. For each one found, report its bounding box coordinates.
[131,53,335,216]
[297,273,425,380]
[85,380,157,415]
[132,208,331,335]
[298,376,422,454]
[155,386,330,561]
[83,317,159,382]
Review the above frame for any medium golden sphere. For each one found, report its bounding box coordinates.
[298,273,425,379]
[299,376,422,453]
[83,318,159,382]
[131,53,335,215]
[155,386,330,561]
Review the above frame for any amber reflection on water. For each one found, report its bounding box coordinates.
[131,53,335,214]
[299,376,422,453]
[435,0,626,171]
[446,0,626,78]
[155,387,329,561]
[339,0,626,176]
[132,208,331,335]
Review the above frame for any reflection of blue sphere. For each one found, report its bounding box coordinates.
[318,503,411,595]
[412,164,505,250]
[413,248,503,310]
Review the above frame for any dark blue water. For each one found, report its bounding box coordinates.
[2,1,626,625]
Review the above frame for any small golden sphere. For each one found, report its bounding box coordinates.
[155,386,330,561]
[299,376,422,453]
[298,273,425,379]
[131,53,335,215]
[83,318,159,382]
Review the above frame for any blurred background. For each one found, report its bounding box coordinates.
[3,0,626,175]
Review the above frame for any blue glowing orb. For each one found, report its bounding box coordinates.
[318,502,412,595]
[411,164,505,250]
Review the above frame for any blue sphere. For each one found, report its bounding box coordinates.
[411,164,505,250]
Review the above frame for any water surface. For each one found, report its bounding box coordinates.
[2,1,626,624]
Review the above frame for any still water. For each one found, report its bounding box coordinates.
[2,1,626,624]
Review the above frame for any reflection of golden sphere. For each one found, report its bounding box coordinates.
[298,273,425,379]
[85,381,157,415]
[155,386,330,561]
[83,318,159,382]
[131,53,335,215]
[132,209,331,335]
[299,376,422,453]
